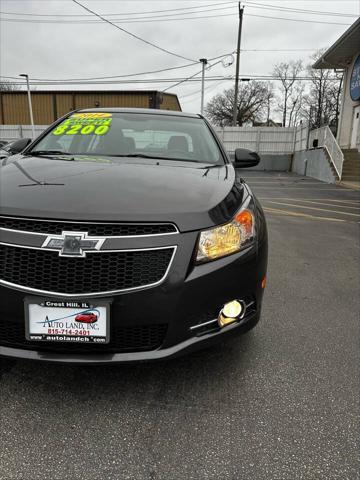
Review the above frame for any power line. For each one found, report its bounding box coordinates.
[0,4,238,20]
[1,62,199,82]
[162,68,208,93]
[0,2,236,17]
[0,11,351,25]
[3,76,238,86]
[208,51,235,61]
[4,77,211,86]
[2,74,340,87]
[70,0,195,62]
[180,78,233,100]
[0,51,236,83]
[0,49,318,83]
[162,54,235,93]
[0,53,236,84]
[245,12,351,26]
[0,4,355,25]
[0,7,238,24]
[0,3,240,25]
[242,1,357,17]
[2,69,343,85]
[1,0,356,19]
[1,10,352,26]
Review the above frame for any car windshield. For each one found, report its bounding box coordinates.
[30,112,223,165]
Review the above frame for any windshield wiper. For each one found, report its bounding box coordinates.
[26,150,75,160]
[199,164,222,169]
[110,153,198,162]
[28,150,71,156]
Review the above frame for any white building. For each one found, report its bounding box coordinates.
[314,18,360,153]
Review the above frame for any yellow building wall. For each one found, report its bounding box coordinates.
[0,91,181,124]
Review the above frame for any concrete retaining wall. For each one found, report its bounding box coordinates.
[230,153,291,171]
[292,148,337,184]
[249,153,292,171]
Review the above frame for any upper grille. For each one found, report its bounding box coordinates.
[0,244,174,295]
[0,216,177,236]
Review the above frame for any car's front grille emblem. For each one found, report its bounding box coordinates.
[42,231,104,257]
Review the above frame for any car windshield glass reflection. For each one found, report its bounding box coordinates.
[30,112,223,165]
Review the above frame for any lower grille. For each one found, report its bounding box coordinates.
[0,244,175,295]
[0,321,168,354]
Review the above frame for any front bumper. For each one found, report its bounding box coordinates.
[0,310,260,364]
[0,230,267,364]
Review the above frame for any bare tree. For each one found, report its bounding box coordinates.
[264,82,276,126]
[0,79,20,92]
[273,60,303,126]
[205,81,272,126]
[300,50,343,132]
[287,83,306,126]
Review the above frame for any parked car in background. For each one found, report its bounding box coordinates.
[0,138,32,163]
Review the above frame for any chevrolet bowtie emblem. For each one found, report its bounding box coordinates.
[42,231,105,257]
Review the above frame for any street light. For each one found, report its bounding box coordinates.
[19,74,35,139]
[199,58,208,116]
[232,2,244,126]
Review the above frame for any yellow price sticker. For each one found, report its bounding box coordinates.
[72,112,112,119]
[52,114,112,136]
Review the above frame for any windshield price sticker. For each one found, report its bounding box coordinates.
[52,113,112,136]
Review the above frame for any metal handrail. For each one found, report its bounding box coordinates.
[308,126,344,179]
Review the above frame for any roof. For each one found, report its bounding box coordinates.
[2,90,177,96]
[78,107,200,118]
[313,18,360,69]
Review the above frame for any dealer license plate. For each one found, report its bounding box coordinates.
[25,298,110,344]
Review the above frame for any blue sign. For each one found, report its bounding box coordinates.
[350,54,360,101]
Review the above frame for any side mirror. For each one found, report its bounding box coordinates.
[8,138,32,154]
[233,148,260,168]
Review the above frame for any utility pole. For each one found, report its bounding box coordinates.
[232,3,244,126]
[199,58,208,116]
[19,74,35,139]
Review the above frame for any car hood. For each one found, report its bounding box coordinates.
[0,155,245,231]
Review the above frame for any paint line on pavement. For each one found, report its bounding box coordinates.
[263,207,346,223]
[254,187,355,191]
[249,182,324,185]
[262,199,360,210]
[259,197,360,205]
[264,201,360,217]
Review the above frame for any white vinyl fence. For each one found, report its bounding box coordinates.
[0,123,312,155]
[215,125,309,154]
[0,125,48,142]
[293,124,309,152]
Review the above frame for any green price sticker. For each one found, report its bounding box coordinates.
[52,114,112,136]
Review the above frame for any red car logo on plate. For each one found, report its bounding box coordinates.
[75,312,98,324]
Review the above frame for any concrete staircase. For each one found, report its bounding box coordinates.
[341,149,360,184]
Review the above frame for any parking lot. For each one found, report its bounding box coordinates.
[0,171,359,480]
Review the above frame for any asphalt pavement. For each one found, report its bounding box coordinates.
[1,172,359,480]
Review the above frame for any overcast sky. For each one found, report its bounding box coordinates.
[1,0,359,114]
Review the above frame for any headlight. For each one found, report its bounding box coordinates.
[196,201,255,263]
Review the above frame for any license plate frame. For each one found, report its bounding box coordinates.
[24,296,111,344]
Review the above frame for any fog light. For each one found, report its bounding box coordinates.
[223,300,242,318]
[218,300,243,327]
